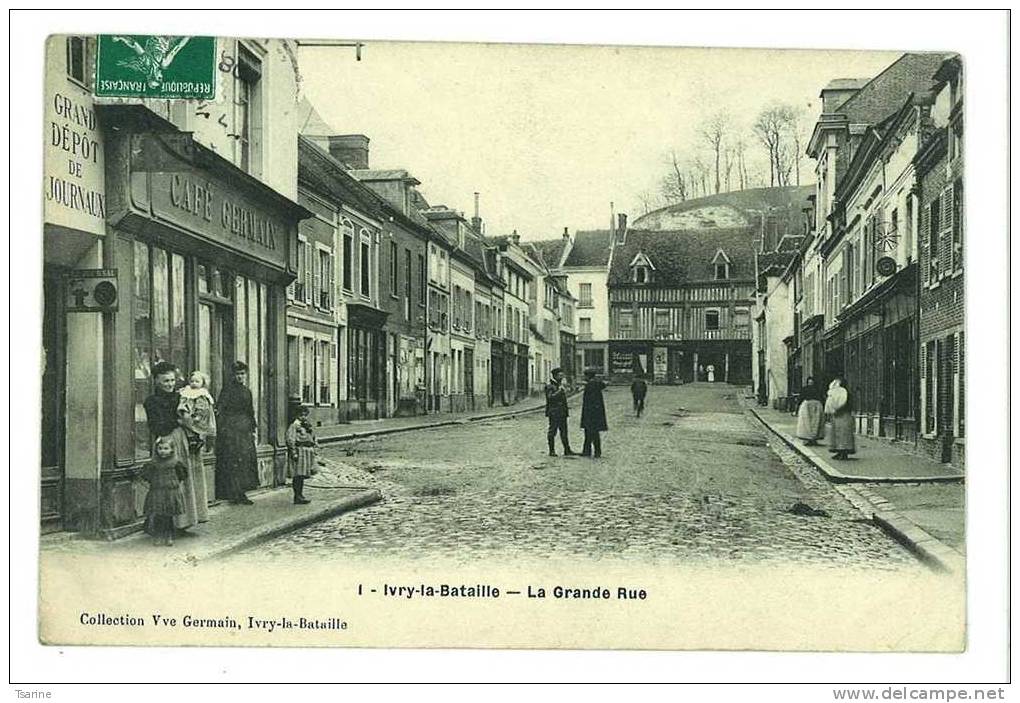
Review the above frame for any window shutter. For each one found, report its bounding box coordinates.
[940,186,953,279]
[327,252,334,310]
[303,242,312,303]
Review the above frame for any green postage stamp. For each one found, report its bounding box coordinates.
[94,35,216,99]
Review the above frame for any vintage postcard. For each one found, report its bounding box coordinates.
[38,32,967,652]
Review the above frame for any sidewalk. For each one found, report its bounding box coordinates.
[747,401,965,573]
[314,392,565,444]
[40,480,381,563]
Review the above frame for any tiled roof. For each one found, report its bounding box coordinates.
[834,52,949,124]
[823,78,870,91]
[529,238,569,269]
[562,230,613,267]
[608,227,759,287]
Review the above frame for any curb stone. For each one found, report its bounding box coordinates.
[202,488,382,560]
[746,405,965,575]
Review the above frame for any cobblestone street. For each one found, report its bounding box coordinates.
[247,384,918,570]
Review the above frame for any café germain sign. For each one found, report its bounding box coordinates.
[141,168,290,271]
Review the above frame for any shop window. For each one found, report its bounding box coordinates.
[705,309,720,331]
[133,243,188,459]
[233,275,271,443]
[236,44,262,177]
[66,36,86,85]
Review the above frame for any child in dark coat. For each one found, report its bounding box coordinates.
[140,436,188,546]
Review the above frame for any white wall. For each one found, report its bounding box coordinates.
[566,268,610,340]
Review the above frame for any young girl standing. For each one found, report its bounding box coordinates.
[285,407,318,505]
[140,436,188,546]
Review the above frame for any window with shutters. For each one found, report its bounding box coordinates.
[390,241,399,296]
[418,254,426,304]
[951,178,963,272]
[293,235,307,302]
[927,194,941,284]
[303,240,313,304]
[341,220,354,291]
[66,36,87,85]
[360,234,371,297]
[939,184,954,280]
[465,292,473,332]
[317,247,333,310]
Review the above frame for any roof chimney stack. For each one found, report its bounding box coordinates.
[511,229,520,245]
[327,134,370,170]
[615,213,628,245]
[562,227,569,240]
[471,192,484,234]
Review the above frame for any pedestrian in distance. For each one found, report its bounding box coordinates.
[630,374,648,417]
[544,367,577,457]
[286,406,319,504]
[139,436,188,546]
[824,376,856,460]
[215,361,260,505]
[143,361,209,529]
[795,376,826,446]
[580,368,608,459]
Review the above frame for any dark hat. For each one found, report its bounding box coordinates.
[233,360,249,372]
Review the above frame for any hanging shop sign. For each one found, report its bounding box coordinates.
[876,256,898,277]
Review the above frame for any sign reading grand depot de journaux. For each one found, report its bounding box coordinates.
[95,35,216,99]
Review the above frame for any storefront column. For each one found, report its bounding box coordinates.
[63,241,104,533]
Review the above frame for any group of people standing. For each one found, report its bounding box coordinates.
[544,367,609,459]
[139,360,318,546]
[795,376,856,460]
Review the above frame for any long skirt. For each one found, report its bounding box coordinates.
[796,399,825,440]
[288,446,317,478]
[215,414,260,499]
[828,411,857,454]
[165,426,209,528]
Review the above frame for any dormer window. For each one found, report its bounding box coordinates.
[712,249,731,280]
[629,252,655,284]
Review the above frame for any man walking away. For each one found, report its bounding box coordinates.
[545,367,576,457]
[630,374,648,417]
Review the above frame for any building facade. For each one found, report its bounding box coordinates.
[558,229,614,378]
[42,36,310,534]
[915,56,965,467]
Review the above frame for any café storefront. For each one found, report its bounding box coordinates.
[96,106,307,534]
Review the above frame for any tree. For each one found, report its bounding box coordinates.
[659,149,689,204]
[753,103,798,187]
[700,110,731,194]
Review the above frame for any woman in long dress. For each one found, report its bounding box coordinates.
[215,361,260,504]
[824,376,856,460]
[142,361,209,529]
[795,376,826,445]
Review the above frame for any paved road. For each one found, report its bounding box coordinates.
[249,384,917,569]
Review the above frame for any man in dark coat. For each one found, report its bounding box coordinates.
[630,374,648,417]
[580,369,608,458]
[545,367,576,457]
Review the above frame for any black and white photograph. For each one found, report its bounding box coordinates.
[10,7,1010,690]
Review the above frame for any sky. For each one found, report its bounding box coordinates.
[296,41,901,240]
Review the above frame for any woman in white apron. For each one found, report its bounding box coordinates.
[824,377,856,460]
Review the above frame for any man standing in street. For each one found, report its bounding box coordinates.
[630,373,648,417]
[545,367,576,457]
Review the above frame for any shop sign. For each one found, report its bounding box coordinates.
[44,60,105,236]
[610,351,634,375]
[135,150,291,271]
[95,35,216,99]
[64,269,119,312]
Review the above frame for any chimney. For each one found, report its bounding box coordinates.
[562,227,569,240]
[511,229,520,245]
[615,213,628,244]
[327,134,370,170]
[471,192,484,234]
